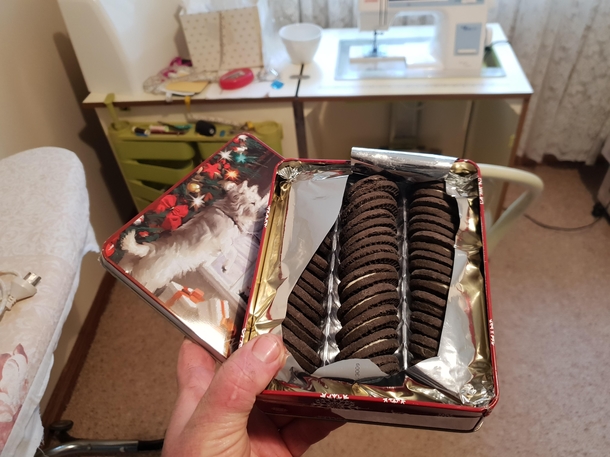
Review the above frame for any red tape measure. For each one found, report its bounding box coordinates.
[219,68,254,90]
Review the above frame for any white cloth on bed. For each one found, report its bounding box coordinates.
[0,148,98,457]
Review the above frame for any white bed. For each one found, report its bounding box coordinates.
[0,148,97,456]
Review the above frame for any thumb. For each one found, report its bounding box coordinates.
[191,333,286,437]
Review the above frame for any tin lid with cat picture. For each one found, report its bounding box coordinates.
[100,134,285,361]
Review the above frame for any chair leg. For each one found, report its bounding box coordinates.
[35,420,164,456]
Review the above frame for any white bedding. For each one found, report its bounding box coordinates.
[0,148,98,456]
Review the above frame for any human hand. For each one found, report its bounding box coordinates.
[162,335,343,457]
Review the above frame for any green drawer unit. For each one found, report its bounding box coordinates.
[126,179,166,202]
[103,95,284,211]
[120,159,194,185]
[133,196,154,212]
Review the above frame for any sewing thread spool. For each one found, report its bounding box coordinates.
[195,120,216,137]
[131,126,150,136]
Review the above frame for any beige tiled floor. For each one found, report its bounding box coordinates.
[60,164,610,456]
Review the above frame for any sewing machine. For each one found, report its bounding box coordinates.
[336,0,494,80]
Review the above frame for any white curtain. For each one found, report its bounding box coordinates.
[267,0,356,28]
[267,0,610,163]
[490,0,610,163]
[266,0,431,29]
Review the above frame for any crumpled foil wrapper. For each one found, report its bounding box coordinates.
[244,151,495,408]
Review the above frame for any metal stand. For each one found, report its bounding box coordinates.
[35,420,164,456]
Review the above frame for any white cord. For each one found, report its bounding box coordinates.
[0,270,20,313]
[0,271,41,318]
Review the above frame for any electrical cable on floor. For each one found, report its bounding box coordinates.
[524,202,610,232]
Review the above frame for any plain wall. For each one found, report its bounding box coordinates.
[0,1,128,411]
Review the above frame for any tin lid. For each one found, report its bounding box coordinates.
[100,134,284,361]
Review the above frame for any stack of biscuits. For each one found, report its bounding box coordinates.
[282,176,460,375]
[335,176,402,375]
[281,234,332,374]
[407,182,459,364]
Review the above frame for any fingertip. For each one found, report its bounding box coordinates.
[251,333,285,365]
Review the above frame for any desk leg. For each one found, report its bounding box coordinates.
[494,96,531,222]
[293,100,308,158]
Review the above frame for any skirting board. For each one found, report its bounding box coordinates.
[41,273,116,431]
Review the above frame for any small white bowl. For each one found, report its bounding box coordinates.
[279,23,323,65]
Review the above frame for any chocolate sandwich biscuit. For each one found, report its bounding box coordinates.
[341,215,397,244]
[337,328,398,360]
[409,205,454,222]
[410,230,455,251]
[408,222,455,241]
[410,278,450,299]
[341,216,398,243]
[283,327,322,374]
[410,333,439,351]
[410,299,445,318]
[343,338,400,361]
[412,188,452,201]
[306,253,330,279]
[340,249,400,276]
[410,321,441,339]
[341,226,396,257]
[340,235,398,262]
[409,342,436,360]
[338,263,397,296]
[297,270,326,301]
[283,315,321,348]
[336,306,400,349]
[306,262,327,281]
[411,287,447,308]
[410,258,453,277]
[410,269,452,286]
[340,283,399,319]
[285,303,325,343]
[409,249,454,268]
[339,271,399,303]
[339,209,396,243]
[288,285,325,325]
[346,175,400,200]
[414,181,445,191]
[408,213,456,233]
[339,290,401,323]
[410,196,454,213]
[317,235,332,258]
[370,355,401,375]
[410,311,443,329]
[408,241,453,259]
[311,253,329,273]
[341,197,398,225]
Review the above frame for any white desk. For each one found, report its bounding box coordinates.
[83,63,302,106]
[83,24,532,216]
[293,24,532,193]
[298,24,532,99]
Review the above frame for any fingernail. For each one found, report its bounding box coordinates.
[252,334,282,364]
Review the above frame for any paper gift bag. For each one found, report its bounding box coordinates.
[180,6,263,71]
